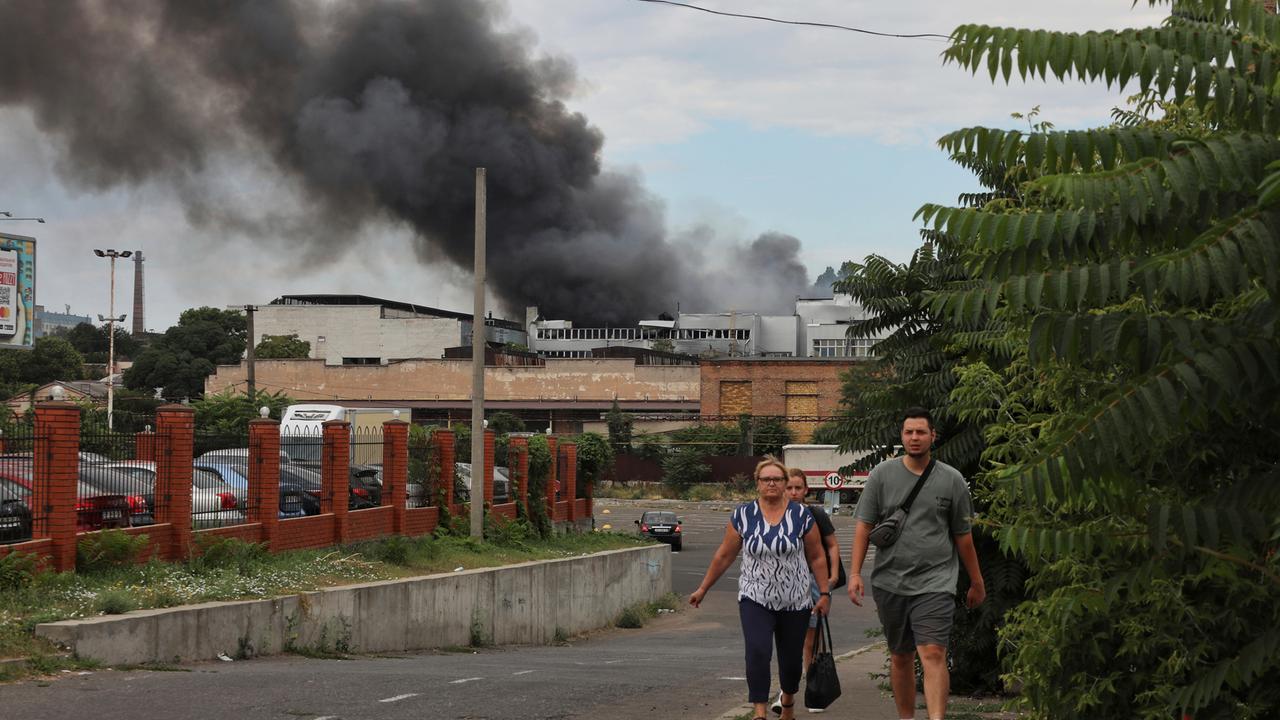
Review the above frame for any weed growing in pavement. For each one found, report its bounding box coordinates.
[614,593,682,629]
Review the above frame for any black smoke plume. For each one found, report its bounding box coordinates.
[0,0,810,324]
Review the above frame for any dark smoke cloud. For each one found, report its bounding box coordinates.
[0,0,810,324]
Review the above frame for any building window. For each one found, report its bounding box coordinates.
[342,357,381,365]
[812,338,876,358]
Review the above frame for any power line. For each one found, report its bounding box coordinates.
[632,0,952,41]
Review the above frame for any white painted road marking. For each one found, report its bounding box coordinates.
[719,676,747,681]
[512,670,536,676]
[314,716,339,720]
[450,677,484,684]
[379,693,420,703]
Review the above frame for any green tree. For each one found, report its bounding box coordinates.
[14,337,85,385]
[605,399,633,454]
[572,432,614,491]
[485,411,525,435]
[64,322,141,363]
[193,389,293,435]
[254,333,311,359]
[123,307,246,400]
[651,338,675,353]
[903,2,1280,715]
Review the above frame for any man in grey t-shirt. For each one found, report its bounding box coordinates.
[848,407,985,720]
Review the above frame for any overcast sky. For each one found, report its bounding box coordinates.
[0,0,1167,332]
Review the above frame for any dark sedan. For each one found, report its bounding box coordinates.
[636,511,683,551]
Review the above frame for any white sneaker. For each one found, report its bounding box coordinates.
[770,690,784,715]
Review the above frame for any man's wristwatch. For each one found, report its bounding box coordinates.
[819,591,831,597]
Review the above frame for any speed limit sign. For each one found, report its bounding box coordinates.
[823,472,845,490]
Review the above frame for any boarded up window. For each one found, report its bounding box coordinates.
[785,381,819,442]
[720,381,752,416]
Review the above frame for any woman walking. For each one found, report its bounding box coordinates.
[689,458,831,720]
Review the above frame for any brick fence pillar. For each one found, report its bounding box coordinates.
[562,442,578,521]
[434,429,455,509]
[482,429,495,509]
[34,402,80,571]
[248,418,280,549]
[155,404,195,560]
[383,418,409,534]
[134,430,156,463]
[508,437,529,515]
[322,419,351,545]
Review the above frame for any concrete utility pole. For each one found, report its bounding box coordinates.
[245,305,257,399]
[470,168,487,539]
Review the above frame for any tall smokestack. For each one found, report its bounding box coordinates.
[131,251,144,335]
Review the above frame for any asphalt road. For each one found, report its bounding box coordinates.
[1,500,884,720]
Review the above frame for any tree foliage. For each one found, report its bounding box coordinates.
[192,389,293,435]
[0,337,86,399]
[61,322,141,363]
[572,431,614,490]
[254,333,310,359]
[841,2,1280,716]
[123,307,246,400]
[605,399,633,454]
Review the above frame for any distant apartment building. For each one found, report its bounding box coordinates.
[34,305,91,338]
[526,293,881,359]
[252,294,527,366]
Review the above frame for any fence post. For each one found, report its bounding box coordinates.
[546,436,558,523]
[383,417,409,534]
[322,419,350,545]
[434,429,455,510]
[483,429,495,509]
[248,417,280,549]
[134,429,156,463]
[34,402,80,571]
[155,404,195,560]
[509,436,529,515]
[562,441,578,522]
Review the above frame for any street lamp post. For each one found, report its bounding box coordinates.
[94,249,132,431]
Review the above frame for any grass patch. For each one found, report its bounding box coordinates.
[0,529,646,680]
[614,592,681,629]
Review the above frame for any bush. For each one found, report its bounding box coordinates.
[96,589,136,615]
[189,537,268,574]
[0,552,39,591]
[615,604,648,629]
[77,531,149,573]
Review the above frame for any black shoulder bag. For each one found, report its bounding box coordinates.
[867,459,935,549]
[804,615,841,710]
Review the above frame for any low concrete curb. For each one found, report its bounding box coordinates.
[36,545,671,666]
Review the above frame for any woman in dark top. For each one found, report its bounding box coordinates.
[786,467,843,703]
[689,458,831,720]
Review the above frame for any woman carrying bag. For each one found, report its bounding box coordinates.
[783,467,844,713]
[689,458,831,720]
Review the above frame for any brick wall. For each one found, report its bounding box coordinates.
[700,359,859,442]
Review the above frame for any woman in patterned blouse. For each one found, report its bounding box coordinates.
[689,458,831,720]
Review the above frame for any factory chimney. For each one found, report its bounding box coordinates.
[131,251,144,335]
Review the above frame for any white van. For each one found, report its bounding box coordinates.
[280,404,399,465]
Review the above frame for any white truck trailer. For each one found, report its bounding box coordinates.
[280,404,400,465]
[781,444,872,511]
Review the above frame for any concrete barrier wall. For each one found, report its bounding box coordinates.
[35,544,671,666]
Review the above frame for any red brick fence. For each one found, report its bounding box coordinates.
[0,402,588,571]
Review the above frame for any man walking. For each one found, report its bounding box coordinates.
[847,407,985,720]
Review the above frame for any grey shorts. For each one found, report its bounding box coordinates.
[871,586,955,654]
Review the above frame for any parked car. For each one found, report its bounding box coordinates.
[0,477,33,543]
[453,463,511,504]
[227,463,376,514]
[194,462,307,519]
[349,464,382,506]
[196,448,293,466]
[0,456,153,526]
[100,461,247,529]
[0,467,131,533]
[636,511,683,551]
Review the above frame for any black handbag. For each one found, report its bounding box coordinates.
[804,615,841,710]
[867,459,935,549]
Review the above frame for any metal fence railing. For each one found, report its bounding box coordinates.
[407,431,438,509]
[190,429,252,529]
[349,426,384,510]
[0,425,42,544]
[79,426,151,530]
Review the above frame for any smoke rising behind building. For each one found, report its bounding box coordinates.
[0,0,812,324]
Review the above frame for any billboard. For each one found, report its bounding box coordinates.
[0,233,36,349]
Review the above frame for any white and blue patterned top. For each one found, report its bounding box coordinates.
[730,500,816,611]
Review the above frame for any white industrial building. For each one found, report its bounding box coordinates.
[253,294,527,366]
[526,294,883,359]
